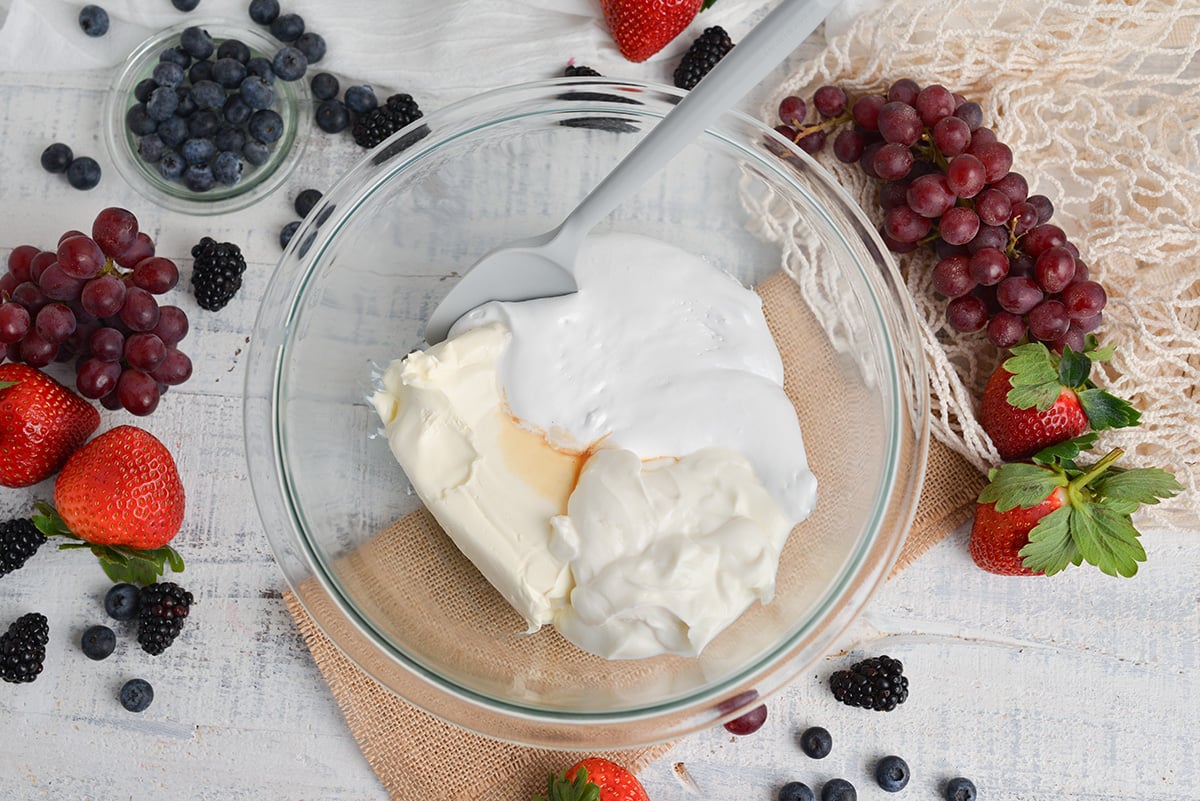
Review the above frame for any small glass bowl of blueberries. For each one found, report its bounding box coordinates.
[104,13,315,214]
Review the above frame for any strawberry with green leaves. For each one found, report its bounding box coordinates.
[970,440,1182,576]
[601,0,716,63]
[534,758,650,801]
[0,363,100,488]
[980,339,1140,460]
[33,425,186,585]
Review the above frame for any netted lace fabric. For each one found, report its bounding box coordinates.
[761,0,1200,524]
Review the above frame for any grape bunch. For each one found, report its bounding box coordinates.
[773,79,1107,353]
[0,208,193,416]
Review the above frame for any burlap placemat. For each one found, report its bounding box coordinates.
[281,272,987,801]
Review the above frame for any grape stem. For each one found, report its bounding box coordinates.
[789,111,853,142]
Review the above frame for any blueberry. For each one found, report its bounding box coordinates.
[223,95,252,125]
[309,71,338,101]
[171,0,201,10]
[820,779,856,801]
[137,133,166,163]
[174,87,197,118]
[158,150,185,180]
[153,62,185,91]
[269,12,304,42]
[875,756,910,793]
[119,678,154,712]
[242,140,270,166]
[146,86,180,121]
[78,5,109,37]
[314,99,349,133]
[248,0,280,25]
[212,57,247,89]
[799,726,833,759]
[81,624,116,660]
[189,79,225,110]
[134,78,158,104]
[944,777,977,801]
[40,142,74,173]
[279,220,301,249]
[183,164,215,192]
[187,110,220,138]
[179,26,214,60]
[778,782,816,801]
[188,59,213,84]
[157,115,188,148]
[213,125,246,153]
[343,85,378,114]
[216,38,251,63]
[212,151,243,186]
[158,47,191,69]
[245,56,275,83]
[238,75,274,110]
[125,103,158,136]
[248,108,284,143]
[294,32,325,64]
[271,46,307,81]
[294,188,322,218]
[181,137,216,165]
[66,157,102,190]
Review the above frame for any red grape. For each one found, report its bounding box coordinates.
[114,231,156,269]
[967,127,998,150]
[996,276,1044,314]
[0,273,17,297]
[880,230,918,253]
[150,306,189,347]
[878,180,911,210]
[7,245,39,282]
[915,83,956,126]
[832,129,865,163]
[37,264,86,301]
[99,389,123,411]
[873,142,914,180]
[859,141,884,178]
[887,78,920,105]
[28,251,57,283]
[19,331,57,367]
[12,281,50,314]
[91,207,139,258]
[1071,259,1090,283]
[34,303,76,344]
[987,311,1027,348]
[76,357,122,399]
[768,126,797,157]
[132,257,180,294]
[124,332,167,371]
[116,368,160,416]
[1034,246,1076,292]
[1027,299,1070,341]
[968,248,1010,286]
[723,704,768,735]
[813,85,848,117]
[884,205,932,243]
[990,172,1029,205]
[932,255,975,297]
[878,101,923,147]
[795,128,826,154]
[0,302,31,343]
[118,287,161,332]
[971,141,1014,183]
[81,274,127,318]
[945,153,987,198]
[778,95,807,126]
[1010,201,1040,235]
[1027,194,1054,224]
[1061,280,1107,319]
[974,187,1012,226]
[151,348,193,386]
[1021,224,1067,257]
[852,94,885,130]
[946,294,989,332]
[953,100,983,131]
[56,235,106,280]
[939,206,980,246]
[907,173,956,218]
[88,326,125,362]
[1074,311,1103,333]
[1051,324,1087,354]
[932,115,971,157]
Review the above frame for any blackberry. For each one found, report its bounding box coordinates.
[673,26,735,90]
[0,612,49,684]
[829,654,909,711]
[563,63,601,77]
[135,581,194,655]
[352,93,423,149]
[190,237,247,311]
[0,518,46,578]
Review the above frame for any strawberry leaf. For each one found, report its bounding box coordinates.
[1019,506,1076,575]
[1070,502,1145,577]
[533,767,600,801]
[1075,387,1141,430]
[1056,346,1092,388]
[1031,433,1098,466]
[1084,335,1115,362]
[1093,467,1183,505]
[978,462,1068,512]
[1002,342,1061,411]
[701,0,719,9]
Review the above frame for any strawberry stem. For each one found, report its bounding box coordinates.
[1069,447,1124,492]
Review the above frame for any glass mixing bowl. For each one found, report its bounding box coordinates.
[245,79,928,748]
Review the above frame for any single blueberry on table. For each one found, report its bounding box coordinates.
[875,755,910,793]
[309,71,338,101]
[944,777,977,801]
[40,142,74,173]
[157,115,188,148]
[137,133,166,163]
[223,95,252,125]
[778,782,816,801]
[248,108,284,143]
[294,188,322,218]
[104,583,140,621]
[245,56,275,83]
[179,26,214,60]
[146,86,180,121]
[279,220,301,249]
[171,0,201,11]
[213,125,246,153]
[158,46,191,69]
[248,0,280,25]
[212,150,243,186]
[188,59,213,84]
[211,57,247,89]
[66,157,102,190]
[125,103,158,136]
[271,46,307,81]
[242,140,270,166]
[188,79,225,111]
[81,625,116,660]
[294,31,325,64]
[269,12,304,42]
[216,38,251,63]
[820,778,856,801]
[238,75,275,110]
[158,150,185,180]
[183,163,215,192]
[181,137,216,165]
[314,99,349,133]
[344,85,377,114]
[78,5,109,37]
[187,109,220,138]
[134,77,158,103]
[119,678,154,712]
[799,726,833,759]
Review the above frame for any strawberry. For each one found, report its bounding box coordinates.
[969,444,1181,577]
[33,425,186,585]
[980,339,1140,460]
[534,757,650,801]
[0,363,100,488]
[600,0,715,63]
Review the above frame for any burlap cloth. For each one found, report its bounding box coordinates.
[281,271,986,801]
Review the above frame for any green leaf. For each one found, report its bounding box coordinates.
[1070,502,1145,577]
[1031,433,1099,466]
[1002,342,1062,411]
[701,0,719,9]
[978,462,1068,512]
[1093,467,1183,505]
[1019,506,1076,575]
[1056,346,1092,388]
[1075,388,1142,430]
[1084,336,1115,362]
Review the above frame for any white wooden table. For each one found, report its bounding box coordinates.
[1,9,1197,801]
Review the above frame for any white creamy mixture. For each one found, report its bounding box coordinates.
[371,233,817,659]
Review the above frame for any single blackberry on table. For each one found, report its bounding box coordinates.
[0,518,46,578]
[829,654,909,711]
[673,26,735,90]
[352,93,423,149]
[563,63,601,77]
[135,581,194,655]
[0,612,49,684]
[190,237,247,311]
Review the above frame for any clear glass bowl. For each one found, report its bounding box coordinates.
[245,79,929,748]
[103,19,309,215]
